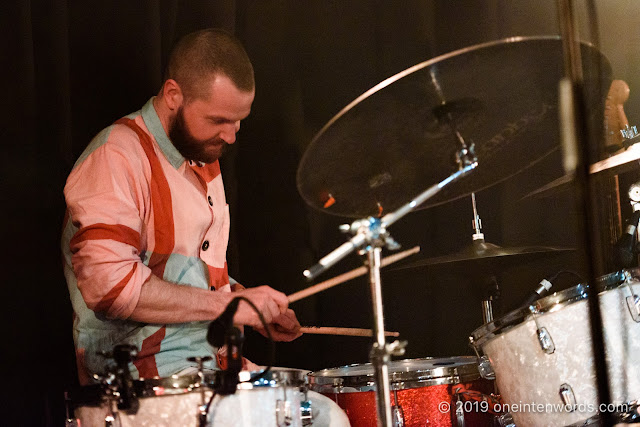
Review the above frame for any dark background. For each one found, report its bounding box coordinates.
[3,0,639,425]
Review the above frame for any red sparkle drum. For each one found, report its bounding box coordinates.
[308,356,497,427]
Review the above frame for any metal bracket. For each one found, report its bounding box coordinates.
[530,306,555,354]
[623,271,640,322]
[559,383,577,411]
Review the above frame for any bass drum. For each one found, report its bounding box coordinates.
[308,356,498,427]
[71,368,349,427]
[471,269,640,426]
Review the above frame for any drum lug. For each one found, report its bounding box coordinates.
[623,276,640,322]
[392,389,405,427]
[537,327,556,354]
[559,383,577,411]
[276,399,293,426]
[300,393,314,426]
[495,412,516,427]
[616,400,640,423]
[529,306,555,354]
[468,337,496,380]
[454,394,466,427]
[477,355,496,380]
[625,296,640,322]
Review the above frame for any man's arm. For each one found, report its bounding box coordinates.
[129,274,295,332]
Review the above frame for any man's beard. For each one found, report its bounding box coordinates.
[168,106,228,164]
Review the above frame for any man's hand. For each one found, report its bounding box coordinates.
[232,285,288,326]
[231,286,302,342]
[254,308,302,342]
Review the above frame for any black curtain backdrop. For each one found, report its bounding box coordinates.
[3,0,639,425]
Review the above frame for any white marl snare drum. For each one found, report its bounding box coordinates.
[71,368,349,427]
[471,269,640,426]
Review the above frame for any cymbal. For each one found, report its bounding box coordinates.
[391,238,574,270]
[590,140,640,175]
[520,173,575,200]
[521,139,640,200]
[297,36,610,218]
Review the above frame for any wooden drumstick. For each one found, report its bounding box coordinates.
[288,246,420,303]
[300,327,399,337]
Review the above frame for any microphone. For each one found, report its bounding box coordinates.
[207,297,244,395]
[207,297,241,348]
[520,278,554,308]
[613,210,640,269]
[112,344,140,414]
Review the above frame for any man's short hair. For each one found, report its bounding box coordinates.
[165,28,255,101]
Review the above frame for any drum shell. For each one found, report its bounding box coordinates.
[471,277,640,426]
[72,368,349,427]
[308,357,496,427]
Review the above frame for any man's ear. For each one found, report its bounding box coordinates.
[161,79,183,111]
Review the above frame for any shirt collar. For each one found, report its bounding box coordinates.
[141,97,185,169]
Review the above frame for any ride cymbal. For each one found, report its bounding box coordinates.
[297,36,610,218]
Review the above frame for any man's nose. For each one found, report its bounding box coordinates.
[220,121,240,144]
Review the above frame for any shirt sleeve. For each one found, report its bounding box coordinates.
[65,124,153,319]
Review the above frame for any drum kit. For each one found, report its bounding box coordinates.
[67,16,640,427]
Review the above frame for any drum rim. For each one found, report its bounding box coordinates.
[307,356,481,389]
[134,368,309,395]
[470,269,635,348]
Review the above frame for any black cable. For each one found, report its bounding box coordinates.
[548,269,585,284]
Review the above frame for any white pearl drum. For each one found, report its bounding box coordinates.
[470,269,640,426]
[70,368,349,427]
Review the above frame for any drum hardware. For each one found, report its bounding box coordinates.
[559,383,578,411]
[617,400,640,423]
[453,392,466,427]
[529,306,556,354]
[390,388,405,427]
[276,395,293,426]
[64,391,80,427]
[300,165,475,426]
[468,337,495,381]
[612,209,640,269]
[299,393,314,426]
[287,246,420,304]
[187,356,213,427]
[620,124,639,140]
[495,412,516,427]
[622,270,640,322]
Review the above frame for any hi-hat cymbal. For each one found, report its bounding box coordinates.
[297,36,610,218]
[391,238,574,270]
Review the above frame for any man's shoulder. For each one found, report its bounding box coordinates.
[73,114,148,169]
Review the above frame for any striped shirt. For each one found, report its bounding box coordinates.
[62,98,231,382]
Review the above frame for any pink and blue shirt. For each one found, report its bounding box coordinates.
[62,98,231,382]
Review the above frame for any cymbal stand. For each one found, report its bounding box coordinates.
[304,146,477,427]
[557,0,612,423]
[469,193,499,323]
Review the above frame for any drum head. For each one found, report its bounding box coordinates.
[308,356,481,390]
[238,367,309,388]
[470,269,635,348]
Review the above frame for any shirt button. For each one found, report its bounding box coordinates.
[208,195,213,206]
[202,240,209,251]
